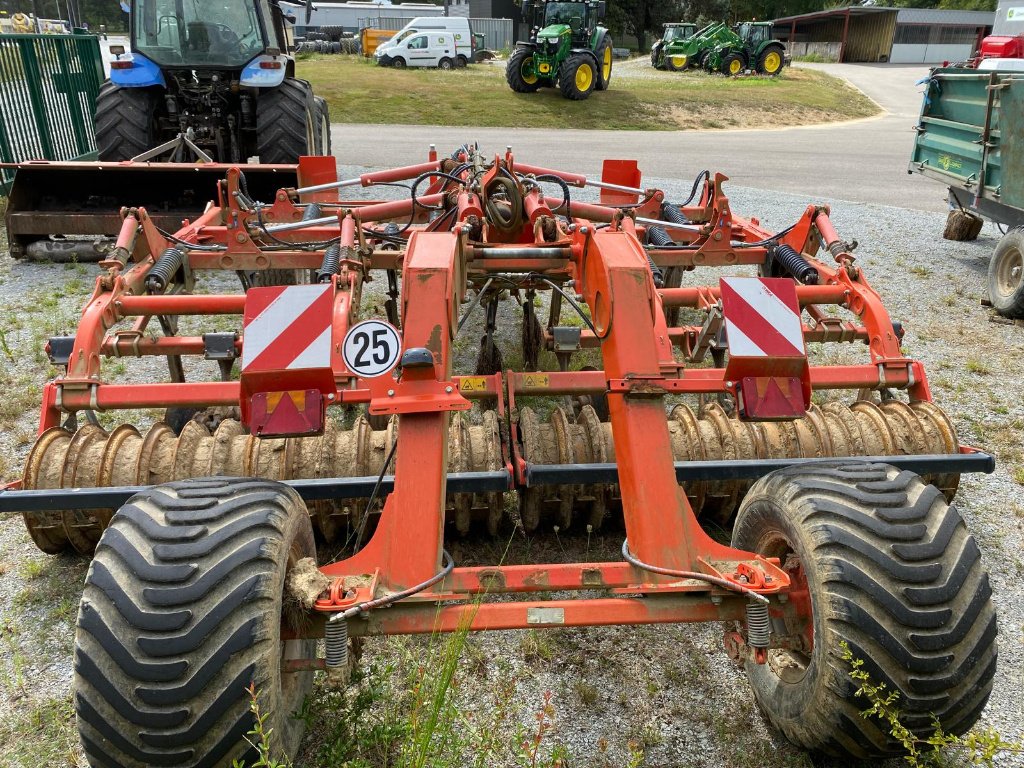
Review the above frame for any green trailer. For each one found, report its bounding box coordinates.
[910,67,1024,316]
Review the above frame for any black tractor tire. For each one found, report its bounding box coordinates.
[595,37,613,91]
[650,48,659,68]
[438,56,454,70]
[315,95,332,156]
[988,227,1024,318]
[756,45,785,76]
[74,478,318,768]
[507,48,541,93]
[720,52,744,76]
[95,82,159,161]
[559,54,597,100]
[732,462,997,759]
[256,78,315,164]
[666,53,688,72]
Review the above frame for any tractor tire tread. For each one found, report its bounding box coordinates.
[95,82,156,162]
[75,477,315,768]
[256,78,313,164]
[559,53,596,100]
[732,461,996,759]
[507,48,541,93]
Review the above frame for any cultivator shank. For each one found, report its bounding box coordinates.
[0,145,997,766]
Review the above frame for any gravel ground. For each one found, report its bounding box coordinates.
[0,162,1022,767]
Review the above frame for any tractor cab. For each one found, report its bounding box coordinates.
[662,23,697,43]
[737,22,773,48]
[527,0,606,46]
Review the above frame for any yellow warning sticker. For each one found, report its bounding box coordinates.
[459,377,488,392]
[523,374,550,389]
[938,154,963,173]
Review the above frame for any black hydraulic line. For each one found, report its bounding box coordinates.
[145,247,185,293]
[769,243,820,285]
[328,550,456,623]
[302,203,324,222]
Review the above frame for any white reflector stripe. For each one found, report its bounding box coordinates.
[287,326,333,370]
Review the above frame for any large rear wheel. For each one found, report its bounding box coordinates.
[75,478,317,767]
[757,46,785,76]
[666,53,688,71]
[256,78,316,164]
[94,82,159,161]
[559,54,596,100]
[507,48,541,93]
[732,462,997,758]
[721,53,744,76]
[315,95,332,156]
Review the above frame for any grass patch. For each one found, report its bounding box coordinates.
[298,56,878,131]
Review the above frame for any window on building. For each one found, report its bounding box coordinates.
[894,24,931,45]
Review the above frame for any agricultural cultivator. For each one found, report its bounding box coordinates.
[0,145,999,767]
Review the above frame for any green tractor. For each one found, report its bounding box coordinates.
[649,21,736,72]
[650,22,698,70]
[705,22,788,77]
[506,0,613,100]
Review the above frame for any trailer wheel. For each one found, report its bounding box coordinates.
[507,48,541,93]
[595,38,613,90]
[732,462,996,758]
[94,82,158,161]
[75,478,317,768]
[256,78,315,164]
[988,228,1024,318]
[559,54,597,100]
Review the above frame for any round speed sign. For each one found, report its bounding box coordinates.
[342,320,403,378]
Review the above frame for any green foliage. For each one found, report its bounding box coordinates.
[841,643,1023,767]
[234,683,294,768]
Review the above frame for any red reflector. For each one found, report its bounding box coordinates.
[111,61,134,70]
[260,61,283,69]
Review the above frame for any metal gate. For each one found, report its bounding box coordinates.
[0,32,104,193]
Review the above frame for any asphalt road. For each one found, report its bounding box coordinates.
[330,62,952,212]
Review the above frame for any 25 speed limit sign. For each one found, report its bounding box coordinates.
[342,320,403,378]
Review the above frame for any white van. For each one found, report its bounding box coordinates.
[374,17,474,69]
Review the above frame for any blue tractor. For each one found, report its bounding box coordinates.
[98,0,330,163]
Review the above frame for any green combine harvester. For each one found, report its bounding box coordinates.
[650,22,698,70]
[704,22,788,76]
[506,0,613,100]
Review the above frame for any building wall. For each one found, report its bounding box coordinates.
[844,12,897,62]
[994,0,1024,36]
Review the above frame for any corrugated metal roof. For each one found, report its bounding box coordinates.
[895,8,994,24]
[773,6,993,26]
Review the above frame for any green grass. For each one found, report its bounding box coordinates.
[298,56,878,131]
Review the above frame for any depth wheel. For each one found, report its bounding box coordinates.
[732,462,996,759]
[987,227,1024,318]
[559,54,597,100]
[75,478,317,767]
[506,48,541,93]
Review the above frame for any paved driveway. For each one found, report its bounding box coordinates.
[329,62,951,211]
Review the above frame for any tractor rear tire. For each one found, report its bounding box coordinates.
[596,38,613,91]
[988,227,1024,318]
[559,54,597,100]
[74,478,318,768]
[732,462,997,759]
[315,96,332,156]
[721,53,744,76]
[256,78,316,164]
[757,46,785,76]
[507,48,541,93]
[95,82,158,161]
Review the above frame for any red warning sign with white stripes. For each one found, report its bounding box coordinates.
[243,285,334,372]
[720,277,805,358]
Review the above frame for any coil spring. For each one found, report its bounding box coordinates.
[318,243,342,283]
[145,247,186,293]
[771,243,820,285]
[302,202,324,222]
[325,618,349,670]
[660,201,690,225]
[746,600,770,649]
